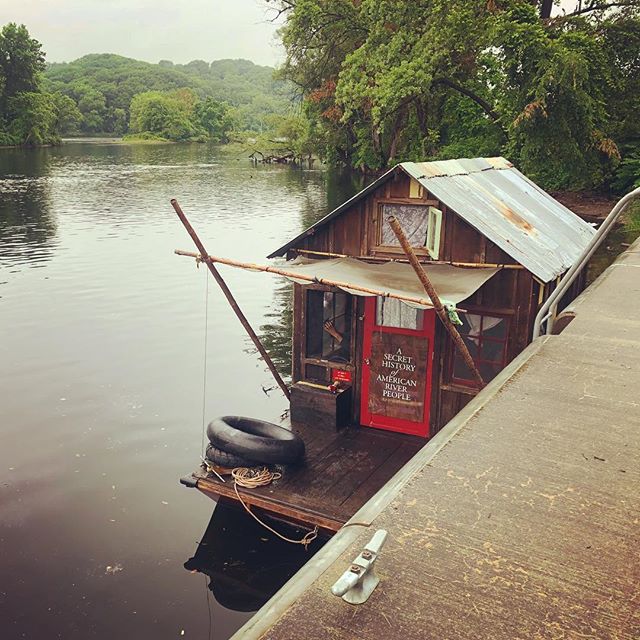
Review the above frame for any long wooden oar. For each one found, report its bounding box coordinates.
[171,199,291,401]
[388,216,485,389]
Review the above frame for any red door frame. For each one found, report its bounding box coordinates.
[360,298,435,438]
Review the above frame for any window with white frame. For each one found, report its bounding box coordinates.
[378,203,442,257]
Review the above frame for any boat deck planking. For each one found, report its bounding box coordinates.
[188,423,424,533]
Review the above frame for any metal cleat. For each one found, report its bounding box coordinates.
[331,529,388,604]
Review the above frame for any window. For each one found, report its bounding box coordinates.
[305,290,352,364]
[378,203,442,256]
[379,203,429,248]
[450,313,509,386]
[375,297,424,331]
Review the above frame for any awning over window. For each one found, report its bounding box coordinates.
[282,257,499,309]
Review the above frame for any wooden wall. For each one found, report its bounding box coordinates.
[290,169,548,434]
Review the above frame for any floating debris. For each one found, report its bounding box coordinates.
[105,564,123,575]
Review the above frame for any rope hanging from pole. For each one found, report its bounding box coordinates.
[231,467,319,549]
[171,199,291,401]
[201,268,209,456]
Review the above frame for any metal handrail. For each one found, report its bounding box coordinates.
[533,187,640,339]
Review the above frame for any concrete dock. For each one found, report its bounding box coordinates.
[233,240,640,639]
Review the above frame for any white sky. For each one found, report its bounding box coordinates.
[0,0,284,66]
[0,1,582,68]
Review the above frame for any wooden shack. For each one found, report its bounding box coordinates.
[268,157,595,438]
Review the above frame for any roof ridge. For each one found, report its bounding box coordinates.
[401,157,512,180]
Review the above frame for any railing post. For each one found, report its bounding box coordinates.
[533,187,640,339]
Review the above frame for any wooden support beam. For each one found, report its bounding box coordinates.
[387,216,485,390]
[293,248,523,269]
[171,199,291,401]
[174,249,444,310]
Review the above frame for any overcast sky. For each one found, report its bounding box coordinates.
[0,1,583,68]
[0,0,284,66]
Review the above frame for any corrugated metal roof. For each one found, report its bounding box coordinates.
[402,158,596,282]
[268,157,596,282]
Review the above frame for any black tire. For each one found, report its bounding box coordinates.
[205,443,258,469]
[207,416,305,465]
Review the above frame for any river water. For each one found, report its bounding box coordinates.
[1,141,633,640]
[0,142,365,640]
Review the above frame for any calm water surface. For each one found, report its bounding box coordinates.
[0,142,365,640]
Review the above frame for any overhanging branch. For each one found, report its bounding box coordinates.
[432,77,507,137]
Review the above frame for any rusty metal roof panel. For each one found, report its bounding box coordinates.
[402,158,596,282]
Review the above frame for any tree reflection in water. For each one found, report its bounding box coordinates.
[257,167,372,384]
[0,147,58,270]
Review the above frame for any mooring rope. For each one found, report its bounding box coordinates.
[231,467,319,549]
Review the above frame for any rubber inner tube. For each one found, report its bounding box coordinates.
[205,443,258,469]
[207,416,305,465]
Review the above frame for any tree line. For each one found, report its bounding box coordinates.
[268,0,640,192]
[0,23,295,145]
[0,24,81,145]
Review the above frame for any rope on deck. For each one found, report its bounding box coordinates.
[232,467,319,549]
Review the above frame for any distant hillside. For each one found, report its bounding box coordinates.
[43,54,294,135]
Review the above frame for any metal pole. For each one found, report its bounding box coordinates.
[533,186,640,339]
[171,199,291,401]
[388,216,485,389]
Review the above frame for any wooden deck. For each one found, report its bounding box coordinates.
[185,423,424,533]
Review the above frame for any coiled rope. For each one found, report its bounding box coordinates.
[231,467,319,549]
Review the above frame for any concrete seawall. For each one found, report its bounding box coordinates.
[234,239,640,640]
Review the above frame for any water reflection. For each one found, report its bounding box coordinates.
[258,281,294,381]
[0,141,356,640]
[0,148,57,269]
[184,502,327,614]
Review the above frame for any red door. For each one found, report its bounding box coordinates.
[360,297,435,438]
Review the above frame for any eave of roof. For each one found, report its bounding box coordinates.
[266,166,398,259]
[268,157,596,282]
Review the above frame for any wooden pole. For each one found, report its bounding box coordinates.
[387,216,485,389]
[293,248,523,270]
[171,199,291,401]
[174,249,444,310]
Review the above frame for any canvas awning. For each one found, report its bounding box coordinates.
[282,257,499,309]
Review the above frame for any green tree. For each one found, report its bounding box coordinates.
[128,89,205,141]
[194,97,236,142]
[7,91,57,144]
[76,86,107,132]
[43,54,295,136]
[0,23,46,120]
[0,23,74,145]
[270,0,640,189]
[50,92,82,134]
